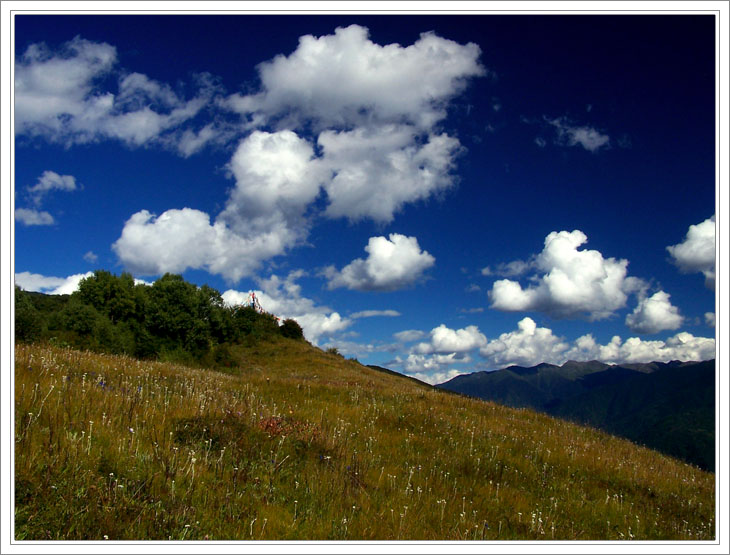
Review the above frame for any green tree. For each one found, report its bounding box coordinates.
[14,287,42,343]
[146,274,211,357]
[77,270,137,324]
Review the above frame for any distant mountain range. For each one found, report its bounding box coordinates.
[437,359,715,471]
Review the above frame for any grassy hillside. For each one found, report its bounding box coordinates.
[551,361,716,472]
[437,360,715,471]
[14,340,715,541]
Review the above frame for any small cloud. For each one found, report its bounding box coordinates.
[617,134,632,149]
[482,258,532,278]
[415,324,487,355]
[350,309,401,319]
[625,290,683,334]
[460,307,485,314]
[667,215,715,290]
[15,208,54,226]
[393,329,426,343]
[83,251,99,264]
[325,234,435,292]
[16,170,80,226]
[705,312,715,328]
[465,283,481,293]
[27,170,78,205]
[534,137,547,148]
[544,116,610,152]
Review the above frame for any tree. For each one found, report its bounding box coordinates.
[77,270,136,324]
[14,287,42,343]
[146,274,211,356]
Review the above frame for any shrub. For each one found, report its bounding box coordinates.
[279,318,304,340]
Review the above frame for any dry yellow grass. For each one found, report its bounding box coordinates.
[14,339,715,541]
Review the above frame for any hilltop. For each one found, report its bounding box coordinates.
[14,337,715,541]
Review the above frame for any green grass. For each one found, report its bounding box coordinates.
[14,339,715,541]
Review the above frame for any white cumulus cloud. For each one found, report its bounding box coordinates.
[224,24,483,224]
[565,332,715,365]
[15,271,94,295]
[489,229,645,320]
[325,234,435,292]
[667,215,716,289]
[625,290,683,334]
[110,26,483,281]
[705,312,715,327]
[16,170,80,225]
[15,208,54,226]
[473,318,715,368]
[226,24,484,131]
[15,37,216,150]
[26,170,78,205]
[479,317,568,368]
[415,324,487,354]
[113,130,325,282]
[318,125,462,222]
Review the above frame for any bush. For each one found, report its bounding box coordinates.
[279,318,304,340]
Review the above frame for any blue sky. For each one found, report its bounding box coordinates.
[12,12,719,384]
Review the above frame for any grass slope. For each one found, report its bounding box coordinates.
[14,340,715,541]
[551,361,716,472]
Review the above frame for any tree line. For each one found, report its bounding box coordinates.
[15,270,305,367]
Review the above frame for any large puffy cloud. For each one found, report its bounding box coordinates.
[325,234,435,292]
[625,290,683,334]
[113,130,324,282]
[113,26,482,282]
[15,37,216,151]
[489,230,645,320]
[226,24,484,131]
[15,271,93,295]
[318,125,462,222]
[225,25,483,223]
[219,130,325,236]
[221,271,351,344]
[479,317,568,367]
[667,215,716,289]
[415,324,487,354]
